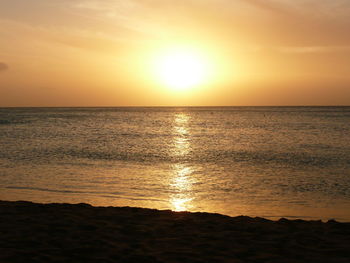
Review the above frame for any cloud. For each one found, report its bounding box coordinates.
[277,46,350,54]
[0,63,8,72]
[1,0,350,53]
[242,0,291,13]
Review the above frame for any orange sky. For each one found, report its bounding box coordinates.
[0,0,350,106]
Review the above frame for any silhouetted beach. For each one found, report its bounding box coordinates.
[1,200,350,263]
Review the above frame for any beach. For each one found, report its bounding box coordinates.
[1,201,350,263]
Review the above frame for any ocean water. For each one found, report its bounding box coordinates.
[0,107,350,221]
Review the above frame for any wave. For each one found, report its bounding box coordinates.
[2,146,348,169]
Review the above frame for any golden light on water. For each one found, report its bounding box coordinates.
[171,196,193,212]
[174,113,190,128]
[172,166,192,189]
[170,164,194,212]
[169,113,195,212]
[172,113,191,157]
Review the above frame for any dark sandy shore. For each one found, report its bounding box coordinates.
[1,201,350,263]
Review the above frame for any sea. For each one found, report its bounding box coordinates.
[0,107,349,221]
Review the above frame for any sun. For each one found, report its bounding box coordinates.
[154,48,209,91]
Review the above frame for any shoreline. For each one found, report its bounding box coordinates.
[1,200,350,262]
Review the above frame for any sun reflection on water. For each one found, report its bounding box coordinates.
[169,113,195,212]
[172,113,191,157]
[170,164,194,211]
[171,196,193,212]
[170,165,192,191]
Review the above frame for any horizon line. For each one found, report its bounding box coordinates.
[1,105,349,108]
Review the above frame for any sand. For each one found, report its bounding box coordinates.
[1,201,350,263]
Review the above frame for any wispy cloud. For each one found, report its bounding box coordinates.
[277,46,350,54]
[0,62,8,72]
[242,0,291,13]
[1,0,350,55]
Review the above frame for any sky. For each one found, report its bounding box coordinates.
[0,0,350,106]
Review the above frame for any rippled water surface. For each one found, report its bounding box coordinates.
[1,107,350,221]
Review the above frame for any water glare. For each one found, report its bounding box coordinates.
[170,113,194,211]
[170,164,194,211]
[1,107,350,221]
[172,113,191,157]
